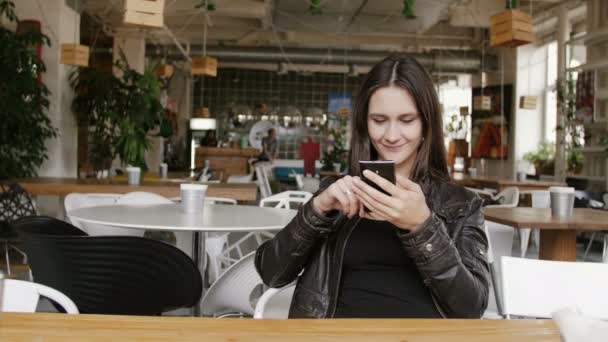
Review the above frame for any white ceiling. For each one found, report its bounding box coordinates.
[81,0,578,62]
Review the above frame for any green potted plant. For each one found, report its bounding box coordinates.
[70,52,163,174]
[523,141,555,176]
[113,56,163,171]
[0,0,57,179]
[321,117,348,172]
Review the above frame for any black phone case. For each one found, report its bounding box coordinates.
[359,161,395,212]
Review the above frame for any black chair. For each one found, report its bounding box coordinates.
[13,216,203,315]
[0,183,37,276]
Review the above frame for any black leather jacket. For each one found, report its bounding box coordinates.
[255,176,490,318]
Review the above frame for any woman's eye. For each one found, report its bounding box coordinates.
[401,118,415,124]
[372,119,386,124]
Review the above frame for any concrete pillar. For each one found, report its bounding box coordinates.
[112,29,162,173]
[14,0,80,178]
[555,3,570,181]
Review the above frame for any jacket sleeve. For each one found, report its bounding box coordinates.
[255,178,342,288]
[396,197,490,318]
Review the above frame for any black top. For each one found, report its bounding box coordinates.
[334,218,441,318]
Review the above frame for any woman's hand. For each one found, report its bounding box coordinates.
[351,170,430,232]
[312,176,360,219]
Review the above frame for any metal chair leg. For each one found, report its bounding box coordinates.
[583,232,597,261]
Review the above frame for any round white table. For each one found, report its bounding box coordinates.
[68,203,297,316]
[68,203,296,232]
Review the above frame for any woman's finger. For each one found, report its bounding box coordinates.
[331,182,355,216]
[352,177,399,208]
[334,180,356,217]
[352,183,393,218]
[341,176,359,218]
[361,170,399,196]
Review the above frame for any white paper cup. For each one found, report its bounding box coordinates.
[468,167,478,177]
[517,171,527,182]
[126,167,141,186]
[549,186,575,218]
[181,183,207,214]
[159,163,168,179]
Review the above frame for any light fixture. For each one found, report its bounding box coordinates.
[189,118,217,130]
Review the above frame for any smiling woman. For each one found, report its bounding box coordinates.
[255,55,490,320]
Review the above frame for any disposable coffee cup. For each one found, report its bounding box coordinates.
[159,163,168,179]
[468,167,478,177]
[180,183,207,214]
[549,186,575,218]
[517,171,527,182]
[126,167,141,186]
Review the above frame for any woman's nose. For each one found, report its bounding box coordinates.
[384,124,401,142]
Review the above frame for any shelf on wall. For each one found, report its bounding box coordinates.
[570,146,606,153]
[566,174,605,182]
[565,27,608,46]
[567,60,608,72]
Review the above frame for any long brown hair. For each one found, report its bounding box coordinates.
[348,55,449,182]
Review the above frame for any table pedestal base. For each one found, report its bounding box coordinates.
[539,230,577,261]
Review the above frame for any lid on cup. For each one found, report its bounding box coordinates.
[126,166,141,172]
[181,183,208,191]
[548,186,575,194]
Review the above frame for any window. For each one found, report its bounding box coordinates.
[544,41,558,142]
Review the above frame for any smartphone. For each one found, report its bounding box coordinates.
[359,160,396,195]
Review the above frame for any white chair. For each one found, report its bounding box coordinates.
[501,256,608,319]
[203,197,237,284]
[484,187,520,208]
[259,191,313,209]
[255,162,273,199]
[518,190,549,258]
[115,192,189,255]
[1,279,79,314]
[483,221,515,319]
[64,193,142,236]
[253,282,296,319]
[200,252,263,317]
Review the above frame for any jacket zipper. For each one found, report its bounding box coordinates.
[328,217,359,318]
[430,291,447,318]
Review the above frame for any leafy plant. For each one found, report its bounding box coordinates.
[0,0,57,179]
[567,150,583,174]
[445,112,468,140]
[321,117,348,171]
[523,141,556,175]
[70,52,163,171]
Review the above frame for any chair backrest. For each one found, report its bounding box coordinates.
[483,221,515,317]
[13,216,202,315]
[64,193,121,230]
[253,282,296,319]
[486,187,519,208]
[205,197,237,205]
[201,252,263,317]
[1,279,79,314]
[260,191,312,209]
[501,256,608,319]
[65,193,144,237]
[255,163,273,198]
[0,183,36,223]
[116,192,173,205]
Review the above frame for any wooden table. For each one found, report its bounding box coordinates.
[12,177,257,202]
[0,313,560,342]
[454,176,566,192]
[484,207,608,261]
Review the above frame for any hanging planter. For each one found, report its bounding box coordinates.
[60,44,89,67]
[490,8,534,48]
[123,0,165,28]
[191,56,217,77]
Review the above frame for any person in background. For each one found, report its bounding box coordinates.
[255,55,489,319]
[259,128,278,163]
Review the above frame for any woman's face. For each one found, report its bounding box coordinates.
[367,86,423,173]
